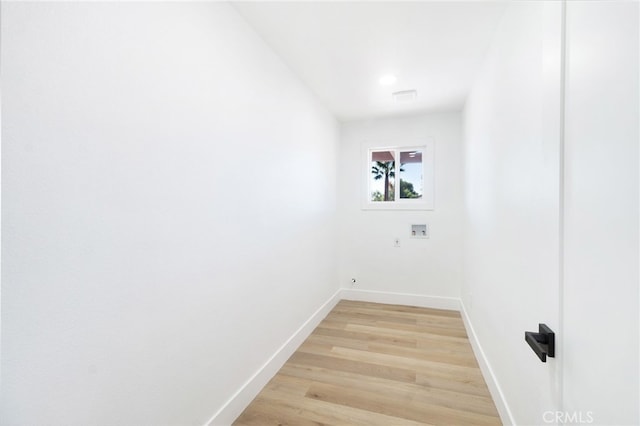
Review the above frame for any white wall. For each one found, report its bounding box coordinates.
[1,3,339,425]
[563,2,639,424]
[462,3,562,424]
[338,113,464,299]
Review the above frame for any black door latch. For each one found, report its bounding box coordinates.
[525,324,555,362]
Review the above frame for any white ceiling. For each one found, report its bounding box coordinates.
[233,1,507,122]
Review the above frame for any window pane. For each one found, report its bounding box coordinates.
[399,150,423,199]
[370,150,396,202]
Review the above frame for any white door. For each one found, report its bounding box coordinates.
[563,2,639,424]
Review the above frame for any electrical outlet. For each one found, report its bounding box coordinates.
[394,237,401,247]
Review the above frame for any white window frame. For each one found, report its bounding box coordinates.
[362,140,435,210]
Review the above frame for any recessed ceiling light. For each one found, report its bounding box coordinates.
[379,74,397,86]
[392,89,418,102]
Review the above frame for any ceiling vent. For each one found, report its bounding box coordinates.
[392,89,418,102]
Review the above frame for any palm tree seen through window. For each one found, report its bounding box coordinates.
[370,149,423,202]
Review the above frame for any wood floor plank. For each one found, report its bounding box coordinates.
[344,323,471,344]
[330,307,464,328]
[328,346,485,378]
[323,312,468,337]
[366,341,479,368]
[236,388,430,426]
[314,323,419,348]
[289,351,417,383]
[305,382,500,426]
[278,364,498,417]
[337,300,461,316]
[233,301,501,425]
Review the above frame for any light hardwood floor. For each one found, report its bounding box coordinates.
[234,300,501,426]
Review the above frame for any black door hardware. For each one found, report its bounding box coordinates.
[525,324,555,362]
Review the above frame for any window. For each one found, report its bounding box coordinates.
[363,142,434,210]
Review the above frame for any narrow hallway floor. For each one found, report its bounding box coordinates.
[234,300,501,425]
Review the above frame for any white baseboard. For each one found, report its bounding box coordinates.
[341,288,461,311]
[206,289,511,426]
[204,288,342,426]
[460,300,515,426]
